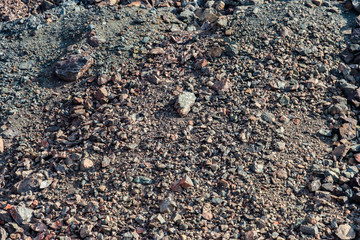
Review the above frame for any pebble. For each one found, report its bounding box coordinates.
[299,224,319,236]
[275,141,286,151]
[88,35,105,47]
[336,224,356,239]
[175,91,196,117]
[80,159,94,171]
[250,162,264,173]
[261,111,275,123]
[160,197,177,213]
[134,176,153,185]
[308,180,321,192]
[95,87,108,101]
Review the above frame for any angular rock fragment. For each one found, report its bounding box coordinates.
[308,180,321,192]
[95,87,108,101]
[9,206,33,225]
[336,224,356,240]
[352,0,360,13]
[212,79,232,92]
[160,197,177,213]
[55,54,94,82]
[88,36,106,47]
[339,123,357,140]
[13,177,40,193]
[175,91,196,117]
[80,224,93,238]
[171,175,194,191]
[300,225,318,236]
[202,203,213,220]
[332,145,350,161]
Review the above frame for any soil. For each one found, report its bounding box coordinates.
[1,0,360,239]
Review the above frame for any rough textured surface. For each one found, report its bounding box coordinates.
[0,0,360,239]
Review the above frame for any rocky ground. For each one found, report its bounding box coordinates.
[1,0,360,239]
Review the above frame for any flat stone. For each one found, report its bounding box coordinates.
[13,177,40,193]
[95,87,108,101]
[9,205,33,225]
[261,111,275,123]
[202,203,213,220]
[300,224,319,236]
[336,224,356,239]
[332,145,350,161]
[175,91,196,117]
[339,123,357,140]
[88,36,105,47]
[134,176,153,185]
[55,54,94,82]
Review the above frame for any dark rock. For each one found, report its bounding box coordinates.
[13,177,40,193]
[55,54,94,82]
[300,224,319,236]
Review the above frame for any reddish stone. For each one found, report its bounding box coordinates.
[194,59,208,69]
[55,54,94,82]
[212,79,232,92]
[95,87,108,101]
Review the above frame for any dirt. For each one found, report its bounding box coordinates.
[1,0,360,239]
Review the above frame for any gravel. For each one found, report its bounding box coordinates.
[1,0,360,239]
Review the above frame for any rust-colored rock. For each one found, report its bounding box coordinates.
[55,54,94,82]
[95,87,108,101]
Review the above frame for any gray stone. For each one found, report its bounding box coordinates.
[352,0,360,13]
[336,224,356,239]
[160,197,177,213]
[80,224,93,238]
[308,180,321,192]
[134,176,153,185]
[319,128,332,137]
[250,162,264,173]
[11,206,33,225]
[179,9,194,23]
[300,224,319,236]
[175,91,196,117]
[261,111,275,123]
[226,44,239,56]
